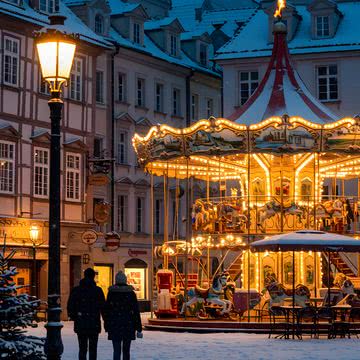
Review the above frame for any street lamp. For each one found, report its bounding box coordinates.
[35,14,77,360]
[29,225,39,297]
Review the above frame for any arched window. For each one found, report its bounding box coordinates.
[95,14,103,34]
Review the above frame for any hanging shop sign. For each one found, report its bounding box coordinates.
[128,249,148,257]
[105,232,120,251]
[94,202,111,225]
[88,173,110,186]
[81,230,98,245]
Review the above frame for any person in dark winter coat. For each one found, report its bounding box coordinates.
[67,268,105,360]
[104,271,142,360]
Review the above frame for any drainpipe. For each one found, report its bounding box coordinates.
[186,70,194,127]
[110,45,119,230]
[220,70,224,117]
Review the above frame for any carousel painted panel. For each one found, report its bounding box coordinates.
[324,125,360,153]
[184,128,247,156]
[251,126,318,153]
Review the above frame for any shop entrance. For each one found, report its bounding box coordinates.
[124,259,147,300]
[94,264,113,296]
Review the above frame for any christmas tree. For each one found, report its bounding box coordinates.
[0,245,45,359]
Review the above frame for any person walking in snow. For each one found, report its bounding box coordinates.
[67,267,105,360]
[103,270,142,360]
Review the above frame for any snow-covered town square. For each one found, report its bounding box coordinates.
[25,321,360,360]
[4,0,360,358]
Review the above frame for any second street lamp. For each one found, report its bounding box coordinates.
[35,14,77,360]
[29,225,39,297]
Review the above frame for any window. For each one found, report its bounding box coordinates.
[118,73,126,102]
[117,130,127,164]
[155,83,164,112]
[0,141,15,193]
[317,65,338,101]
[172,88,181,116]
[117,195,128,232]
[39,78,50,95]
[95,14,104,34]
[93,137,103,158]
[206,98,214,118]
[69,58,82,101]
[316,16,330,38]
[66,153,81,201]
[155,199,162,234]
[96,71,104,103]
[136,197,144,232]
[239,71,258,105]
[133,22,141,44]
[34,148,49,197]
[39,0,55,13]
[200,43,208,66]
[136,78,145,107]
[3,37,19,86]
[170,34,178,56]
[191,94,199,121]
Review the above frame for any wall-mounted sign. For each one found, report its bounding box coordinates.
[88,173,110,186]
[94,202,111,225]
[128,249,148,257]
[81,230,98,245]
[105,232,120,251]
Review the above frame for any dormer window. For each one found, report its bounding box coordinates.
[95,14,104,34]
[316,16,330,37]
[170,34,178,57]
[200,43,208,66]
[39,0,55,13]
[133,22,141,44]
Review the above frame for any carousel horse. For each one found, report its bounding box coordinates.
[192,199,216,232]
[264,275,310,307]
[217,202,248,230]
[334,273,355,296]
[317,199,344,219]
[257,200,304,230]
[181,272,233,316]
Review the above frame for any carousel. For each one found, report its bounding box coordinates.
[133,1,360,331]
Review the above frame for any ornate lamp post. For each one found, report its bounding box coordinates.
[35,14,77,360]
[29,225,39,297]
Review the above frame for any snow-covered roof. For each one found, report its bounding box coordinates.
[106,0,140,16]
[229,21,337,124]
[196,8,258,37]
[109,27,219,77]
[250,230,360,252]
[216,2,360,60]
[144,17,181,31]
[170,0,204,32]
[0,0,112,49]
[170,0,258,38]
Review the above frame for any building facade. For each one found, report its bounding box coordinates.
[0,0,112,310]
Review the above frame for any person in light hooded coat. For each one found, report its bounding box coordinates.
[104,271,142,360]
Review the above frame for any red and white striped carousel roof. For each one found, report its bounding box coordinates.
[228,21,337,125]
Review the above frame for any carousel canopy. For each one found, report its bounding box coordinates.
[250,230,360,252]
[228,21,337,125]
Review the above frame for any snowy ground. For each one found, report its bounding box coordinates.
[27,320,360,360]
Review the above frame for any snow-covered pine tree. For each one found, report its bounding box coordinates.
[0,246,45,359]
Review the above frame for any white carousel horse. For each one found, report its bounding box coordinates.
[257,200,304,229]
[264,275,310,308]
[181,273,232,315]
[217,202,248,230]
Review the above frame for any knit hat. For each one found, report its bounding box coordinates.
[115,271,127,285]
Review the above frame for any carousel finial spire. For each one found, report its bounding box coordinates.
[274,0,286,19]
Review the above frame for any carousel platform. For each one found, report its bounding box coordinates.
[146,317,360,334]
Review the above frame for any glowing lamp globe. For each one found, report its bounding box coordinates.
[35,15,77,93]
[29,225,39,243]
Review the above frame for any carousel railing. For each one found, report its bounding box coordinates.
[192,195,360,236]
